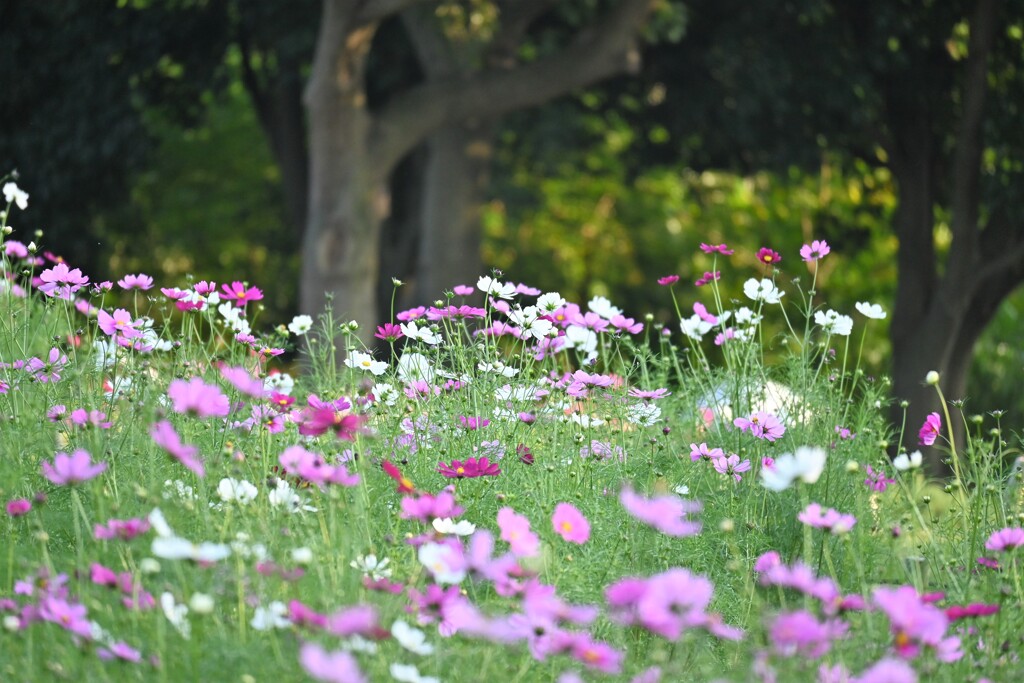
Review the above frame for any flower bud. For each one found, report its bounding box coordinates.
[925,371,940,385]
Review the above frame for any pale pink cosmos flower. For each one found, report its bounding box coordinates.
[298,642,367,683]
[116,273,154,290]
[798,503,857,534]
[800,240,831,262]
[984,527,1024,552]
[852,658,918,683]
[150,420,205,477]
[167,377,230,418]
[918,412,941,446]
[39,596,93,638]
[712,454,752,482]
[26,347,68,383]
[219,364,268,398]
[690,442,724,462]
[497,507,540,557]
[42,449,107,485]
[693,302,718,324]
[38,262,89,299]
[94,517,151,541]
[97,308,143,339]
[619,487,701,537]
[770,609,846,658]
[873,585,962,662]
[552,503,590,544]
[734,411,785,441]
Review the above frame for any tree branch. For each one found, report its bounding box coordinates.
[355,0,436,26]
[371,0,652,172]
[946,0,998,284]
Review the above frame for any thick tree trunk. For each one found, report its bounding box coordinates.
[415,120,494,304]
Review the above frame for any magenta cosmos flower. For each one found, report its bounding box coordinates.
[552,503,590,544]
[757,247,782,265]
[918,412,941,446]
[438,456,500,479]
[695,270,720,287]
[984,527,1024,552]
[700,243,734,255]
[620,487,701,537]
[167,377,230,418]
[800,240,831,262]
[6,498,31,517]
[41,449,107,485]
[657,275,680,286]
[221,281,264,307]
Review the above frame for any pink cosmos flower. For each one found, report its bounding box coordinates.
[619,487,701,537]
[757,247,782,265]
[97,308,143,339]
[552,503,590,544]
[700,243,734,255]
[864,465,894,492]
[606,568,740,641]
[918,412,941,446]
[26,347,68,383]
[693,302,717,324]
[221,281,264,307]
[41,449,107,485]
[396,305,427,322]
[219,365,268,398]
[400,488,464,522]
[37,262,89,299]
[873,585,962,662]
[798,503,857,534]
[658,275,680,286]
[167,377,230,418]
[97,642,143,662]
[69,408,112,429]
[690,442,724,462]
[609,314,643,334]
[278,445,359,488]
[6,498,31,517]
[734,411,785,441]
[800,240,831,262]
[852,658,918,683]
[770,609,846,658]
[695,270,720,287]
[150,420,205,477]
[984,527,1024,552]
[39,596,93,638]
[497,507,540,557]
[944,603,999,621]
[116,273,154,290]
[298,642,367,683]
[712,454,752,482]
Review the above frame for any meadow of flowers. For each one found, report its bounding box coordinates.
[1,177,1023,682]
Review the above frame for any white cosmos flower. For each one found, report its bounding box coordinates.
[625,402,662,427]
[855,301,887,320]
[397,352,435,383]
[350,554,392,581]
[432,517,476,536]
[264,371,294,395]
[400,320,442,345]
[250,601,290,631]
[391,620,435,655]
[478,360,519,378]
[93,338,118,370]
[563,325,598,359]
[3,182,29,210]
[761,446,828,491]
[160,592,191,639]
[680,314,714,340]
[814,309,854,336]
[371,382,400,406]
[743,278,785,304]
[217,477,258,504]
[477,276,517,299]
[893,450,923,471]
[390,663,440,683]
[536,292,566,312]
[288,314,314,336]
[417,542,466,584]
[268,479,317,513]
[345,350,389,376]
[588,295,623,320]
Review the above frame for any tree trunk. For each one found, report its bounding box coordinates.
[415,119,495,304]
